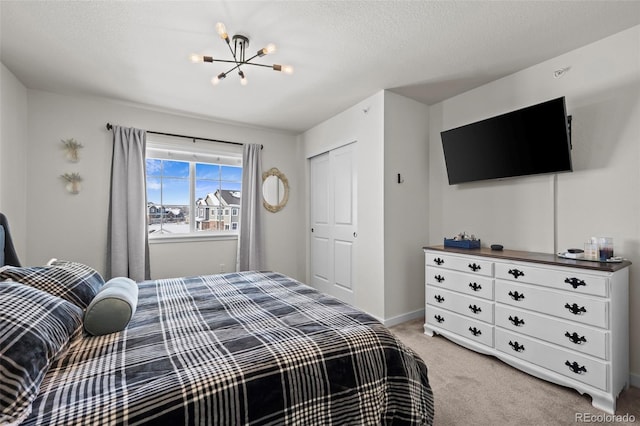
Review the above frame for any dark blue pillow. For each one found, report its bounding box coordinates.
[0,282,83,424]
[0,260,104,309]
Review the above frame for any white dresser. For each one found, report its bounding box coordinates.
[424,246,631,414]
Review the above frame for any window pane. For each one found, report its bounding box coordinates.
[221,165,242,182]
[196,163,219,179]
[146,159,163,176]
[161,178,189,205]
[194,162,241,234]
[222,182,242,191]
[147,177,162,204]
[147,176,189,235]
[195,181,217,199]
[163,160,189,178]
[146,154,242,236]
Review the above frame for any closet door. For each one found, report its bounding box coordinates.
[309,143,357,305]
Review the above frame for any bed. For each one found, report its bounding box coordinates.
[1,267,434,425]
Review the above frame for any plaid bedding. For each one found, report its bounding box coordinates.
[22,271,434,425]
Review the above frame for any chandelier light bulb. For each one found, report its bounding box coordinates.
[211,72,226,85]
[216,22,228,41]
[258,43,276,57]
[282,65,294,74]
[239,71,247,86]
[190,54,203,63]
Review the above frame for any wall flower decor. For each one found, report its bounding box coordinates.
[61,138,83,162]
[61,172,82,194]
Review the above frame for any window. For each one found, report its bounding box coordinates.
[145,142,242,238]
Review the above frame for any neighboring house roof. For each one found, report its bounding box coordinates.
[197,194,221,206]
[216,190,241,206]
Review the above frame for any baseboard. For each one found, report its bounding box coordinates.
[383,308,424,328]
[630,372,640,389]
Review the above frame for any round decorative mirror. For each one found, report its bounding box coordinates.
[262,167,289,213]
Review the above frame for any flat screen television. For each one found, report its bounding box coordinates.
[441,96,572,185]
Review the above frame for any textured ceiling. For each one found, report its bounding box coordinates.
[1,1,639,133]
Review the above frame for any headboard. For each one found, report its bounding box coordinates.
[0,213,21,267]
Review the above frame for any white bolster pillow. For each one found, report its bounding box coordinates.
[84,277,138,336]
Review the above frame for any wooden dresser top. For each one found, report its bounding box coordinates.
[424,245,632,273]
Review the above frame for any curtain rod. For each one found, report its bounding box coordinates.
[105,123,261,148]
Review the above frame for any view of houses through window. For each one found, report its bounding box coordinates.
[146,157,242,235]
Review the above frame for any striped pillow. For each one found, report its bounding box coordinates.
[0,260,104,309]
[0,282,83,425]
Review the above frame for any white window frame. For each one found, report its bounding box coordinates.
[146,138,242,243]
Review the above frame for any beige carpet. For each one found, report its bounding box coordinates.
[390,319,639,425]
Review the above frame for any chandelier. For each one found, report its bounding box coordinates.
[190,22,293,86]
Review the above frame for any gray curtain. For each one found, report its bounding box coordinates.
[236,144,263,271]
[107,125,150,281]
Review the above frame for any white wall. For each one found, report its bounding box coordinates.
[23,90,303,281]
[383,91,430,322]
[429,26,640,380]
[302,91,430,323]
[302,92,386,319]
[0,63,28,262]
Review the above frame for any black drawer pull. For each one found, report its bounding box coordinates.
[508,269,525,279]
[469,282,482,292]
[508,315,525,327]
[434,257,444,265]
[565,332,587,344]
[468,263,481,272]
[434,295,445,303]
[468,327,482,336]
[565,361,587,374]
[565,277,586,289]
[434,274,445,283]
[564,303,587,315]
[508,291,525,301]
[469,304,482,314]
[434,315,445,323]
[509,341,525,352]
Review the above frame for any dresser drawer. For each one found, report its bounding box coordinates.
[495,305,608,360]
[495,281,608,328]
[426,286,494,323]
[426,252,493,277]
[495,262,608,297]
[495,329,608,391]
[426,266,494,300]
[427,305,494,347]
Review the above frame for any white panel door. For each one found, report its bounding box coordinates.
[310,152,331,295]
[309,143,357,304]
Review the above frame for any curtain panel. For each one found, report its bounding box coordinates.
[236,144,263,271]
[107,125,150,281]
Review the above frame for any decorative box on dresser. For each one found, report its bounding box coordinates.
[423,245,631,414]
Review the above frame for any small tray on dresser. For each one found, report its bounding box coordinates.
[557,252,624,263]
[444,238,481,249]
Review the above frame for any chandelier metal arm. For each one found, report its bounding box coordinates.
[241,62,274,69]
[208,58,270,68]
[217,60,272,76]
